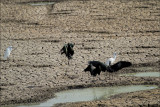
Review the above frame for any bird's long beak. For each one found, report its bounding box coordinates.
[12,47,18,52]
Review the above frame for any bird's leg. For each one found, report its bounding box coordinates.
[109,72,111,79]
[110,69,114,80]
[111,73,113,80]
[108,65,113,80]
[108,65,111,79]
[92,76,96,82]
[7,58,10,63]
[68,60,69,65]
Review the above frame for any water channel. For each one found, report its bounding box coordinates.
[3,85,158,107]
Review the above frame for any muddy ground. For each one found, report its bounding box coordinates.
[0,0,160,106]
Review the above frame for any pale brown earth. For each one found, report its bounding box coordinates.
[0,0,160,107]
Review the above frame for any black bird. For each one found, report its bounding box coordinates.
[91,65,102,76]
[60,43,75,60]
[84,64,94,72]
[106,61,132,72]
[84,61,107,76]
[88,61,107,72]
[84,64,102,76]
[83,61,132,76]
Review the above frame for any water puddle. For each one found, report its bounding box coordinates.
[28,2,55,6]
[3,85,158,107]
[120,72,160,77]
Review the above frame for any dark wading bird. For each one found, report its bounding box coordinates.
[84,63,102,76]
[84,61,107,76]
[60,43,75,65]
[83,61,132,76]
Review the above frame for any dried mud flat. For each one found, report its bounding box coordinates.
[0,0,160,107]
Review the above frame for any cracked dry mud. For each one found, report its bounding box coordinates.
[0,0,160,107]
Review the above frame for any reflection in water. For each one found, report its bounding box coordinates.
[120,72,160,77]
[13,85,158,107]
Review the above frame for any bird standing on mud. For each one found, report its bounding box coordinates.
[4,46,13,60]
[84,63,102,76]
[84,61,107,76]
[60,43,75,65]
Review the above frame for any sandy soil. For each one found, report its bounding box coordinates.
[0,0,160,106]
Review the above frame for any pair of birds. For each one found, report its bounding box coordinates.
[4,43,75,60]
[4,44,115,63]
[84,52,132,76]
[60,43,117,65]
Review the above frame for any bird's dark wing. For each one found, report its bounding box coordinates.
[89,61,107,72]
[96,66,102,75]
[84,64,92,72]
[90,65,102,76]
[107,61,132,72]
[68,45,74,56]
[90,70,97,76]
[84,64,97,76]
[60,45,67,55]
[66,44,74,59]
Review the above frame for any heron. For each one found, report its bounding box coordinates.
[106,52,117,66]
[60,43,75,65]
[4,46,13,60]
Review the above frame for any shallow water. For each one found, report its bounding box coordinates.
[120,72,160,77]
[3,85,158,107]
